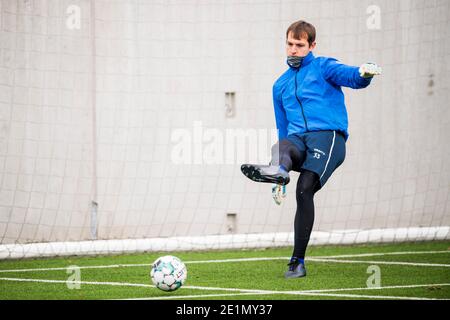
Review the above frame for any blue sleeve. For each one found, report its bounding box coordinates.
[320,57,372,89]
[273,85,288,140]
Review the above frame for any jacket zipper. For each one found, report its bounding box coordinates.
[294,67,309,132]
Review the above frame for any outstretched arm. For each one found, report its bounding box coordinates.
[321,58,381,89]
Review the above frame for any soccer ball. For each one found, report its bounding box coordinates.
[150,255,187,292]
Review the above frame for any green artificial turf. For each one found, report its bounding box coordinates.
[0,241,449,300]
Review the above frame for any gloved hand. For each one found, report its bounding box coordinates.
[272,184,286,205]
[359,63,382,78]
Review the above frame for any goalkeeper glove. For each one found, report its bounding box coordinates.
[272,184,286,205]
[359,63,382,78]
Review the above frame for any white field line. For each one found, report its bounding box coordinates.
[313,250,450,259]
[0,277,275,294]
[283,292,441,300]
[184,283,450,294]
[0,277,274,294]
[295,283,450,293]
[309,258,450,268]
[0,257,289,273]
[123,292,271,300]
[0,263,154,273]
[185,257,287,264]
[1,277,448,301]
[130,292,444,301]
[126,292,444,300]
[0,277,155,288]
[0,250,448,273]
[123,291,443,300]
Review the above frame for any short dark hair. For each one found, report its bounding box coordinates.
[286,20,316,45]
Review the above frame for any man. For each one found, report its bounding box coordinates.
[241,20,381,278]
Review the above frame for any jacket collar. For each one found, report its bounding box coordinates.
[302,51,315,66]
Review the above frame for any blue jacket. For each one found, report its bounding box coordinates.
[273,51,372,141]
